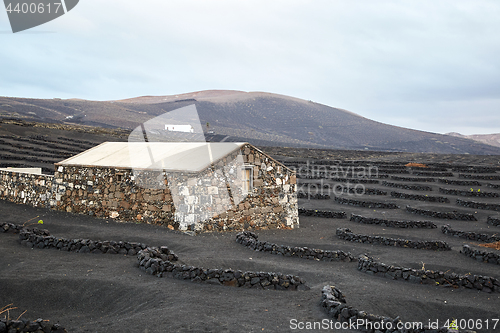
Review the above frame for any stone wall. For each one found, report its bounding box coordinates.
[0,318,67,333]
[459,174,500,181]
[0,170,54,207]
[381,181,433,191]
[358,255,499,293]
[487,216,500,226]
[439,188,499,198]
[390,191,449,203]
[137,246,309,290]
[406,205,477,221]
[461,245,500,265]
[441,224,500,243]
[298,208,346,219]
[334,197,399,209]
[349,214,437,229]
[438,179,482,186]
[321,285,475,333]
[336,228,450,250]
[456,198,500,212]
[235,231,354,262]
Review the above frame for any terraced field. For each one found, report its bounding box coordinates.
[0,125,499,332]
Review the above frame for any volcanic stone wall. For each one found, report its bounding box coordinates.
[439,188,499,198]
[456,198,500,212]
[336,228,450,250]
[381,181,433,191]
[461,245,500,265]
[390,191,449,203]
[441,224,500,243]
[321,286,475,332]
[406,205,477,221]
[334,197,399,209]
[349,214,437,229]
[0,318,67,333]
[137,246,309,290]
[358,255,499,293]
[487,216,500,226]
[0,169,54,207]
[298,208,346,219]
[235,231,355,261]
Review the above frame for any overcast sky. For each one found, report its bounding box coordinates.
[1,0,499,135]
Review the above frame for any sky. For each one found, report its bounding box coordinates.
[1,0,499,135]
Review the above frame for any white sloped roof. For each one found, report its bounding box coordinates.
[56,142,247,172]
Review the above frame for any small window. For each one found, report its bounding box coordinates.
[242,166,253,193]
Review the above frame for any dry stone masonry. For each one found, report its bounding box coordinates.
[321,285,476,333]
[298,208,346,219]
[381,181,433,192]
[439,188,499,198]
[456,198,500,212]
[438,179,482,186]
[460,245,500,265]
[235,231,355,262]
[137,246,309,290]
[405,205,477,221]
[390,191,450,203]
[441,224,500,243]
[0,318,67,333]
[349,214,437,229]
[334,197,399,209]
[487,216,500,226]
[358,255,499,293]
[336,228,451,250]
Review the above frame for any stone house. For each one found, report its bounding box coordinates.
[1,142,298,233]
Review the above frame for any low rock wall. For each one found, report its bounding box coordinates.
[441,224,500,243]
[18,228,155,256]
[321,285,475,333]
[487,216,500,226]
[437,179,482,186]
[137,246,309,290]
[358,255,499,293]
[487,183,500,189]
[459,174,500,181]
[452,167,498,173]
[381,181,433,191]
[298,208,346,219]
[405,205,477,221]
[350,214,437,229]
[1,222,50,236]
[412,171,454,177]
[439,188,499,198]
[456,198,500,212]
[0,318,67,333]
[334,197,399,209]
[235,231,354,262]
[336,228,450,250]
[390,191,449,203]
[461,245,500,265]
[297,192,330,200]
[390,176,436,182]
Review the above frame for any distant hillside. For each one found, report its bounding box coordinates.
[1,90,500,154]
[446,132,500,148]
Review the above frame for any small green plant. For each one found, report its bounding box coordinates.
[450,319,459,331]
[21,216,43,228]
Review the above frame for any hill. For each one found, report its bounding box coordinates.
[1,90,500,154]
[446,132,500,149]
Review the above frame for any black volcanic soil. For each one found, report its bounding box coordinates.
[1,121,500,332]
[2,155,500,332]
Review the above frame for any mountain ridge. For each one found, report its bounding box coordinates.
[1,90,499,154]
